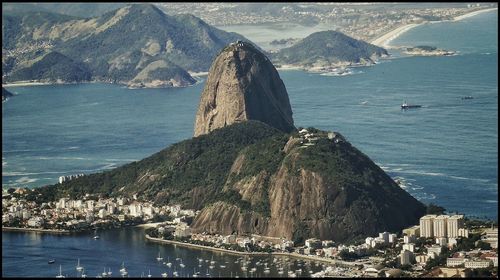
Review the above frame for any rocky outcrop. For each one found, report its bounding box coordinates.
[193,41,295,136]
[191,201,268,236]
[190,129,426,243]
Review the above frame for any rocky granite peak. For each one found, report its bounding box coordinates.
[194,41,295,137]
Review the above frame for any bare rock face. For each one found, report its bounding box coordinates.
[194,41,295,137]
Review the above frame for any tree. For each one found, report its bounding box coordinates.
[426,203,446,215]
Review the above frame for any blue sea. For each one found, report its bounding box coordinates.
[2,9,498,277]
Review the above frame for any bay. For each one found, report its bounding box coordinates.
[2,9,498,278]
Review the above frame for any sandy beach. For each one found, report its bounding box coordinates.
[188,71,209,77]
[2,81,53,87]
[371,7,497,49]
[453,7,497,21]
[370,23,421,49]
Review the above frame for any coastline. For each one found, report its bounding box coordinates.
[370,7,498,49]
[2,81,55,87]
[2,226,72,234]
[145,234,356,267]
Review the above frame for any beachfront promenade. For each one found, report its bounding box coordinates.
[145,234,359,267]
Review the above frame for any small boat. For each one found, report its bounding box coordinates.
[76,258,83,271]
[157,252,163,262]
[93,229,100,239]
[179,263,185,268]
[107,268,112,276]
[148,269,152,278]
[101,267,108,277]
[48,259,56,264]
[81,268,87,278]
[166,257,172,268]
[462,96,474,100]
[120,262,128,276]
[401,101,422,109]
[161,272,168,278]
[56,265,65,278]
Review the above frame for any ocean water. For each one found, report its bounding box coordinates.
[1,10,498,277]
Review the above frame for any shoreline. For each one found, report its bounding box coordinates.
[2,226,72,234]
[370,7,498,49]
[145,234,356,267]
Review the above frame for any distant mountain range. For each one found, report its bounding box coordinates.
[2,4,252,87]
[2,3,127,19]
[3,5,388,87]
[271,30,388,70]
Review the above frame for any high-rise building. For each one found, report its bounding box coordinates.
[420,215,437,238]
[447,215,464,238]
[434,215,448,238]
[400,249,413,265]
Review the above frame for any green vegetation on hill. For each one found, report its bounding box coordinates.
[272,30,388,66]
[31,121,285,208]
[6,51,91,83]
[29,120,425,242]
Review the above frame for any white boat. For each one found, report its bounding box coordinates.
[120,262,128,276]
[76,258,83,271]
[93,229,100,239]
[56,265,65,278]
[107,268,112,276]
[166,257,172,268]
[179,263,185,268]
[147,269,152,278]
[157,252,163,262]
[161,272,168,278]
[101,267,108,277]
[81,268,87,278]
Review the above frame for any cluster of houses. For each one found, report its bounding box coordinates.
[2,188,196,231]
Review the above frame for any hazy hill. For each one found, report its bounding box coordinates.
[2,4,254,87]
[2,3,127,18]
[272,30,388,68]
[6,51,92,83]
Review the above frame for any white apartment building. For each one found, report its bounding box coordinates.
[389,233,398,243]
[404,235,416,244]
[427,245,443,258]
[447,258,465,267]
[464,259,492,269]
[400,249,413,265]
[420,215,436,238]
[434,215,448,238]
[379,232,389,244]
[447,215,464,238]
[403,243,415,252]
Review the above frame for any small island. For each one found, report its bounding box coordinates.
[403,45,456,56]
